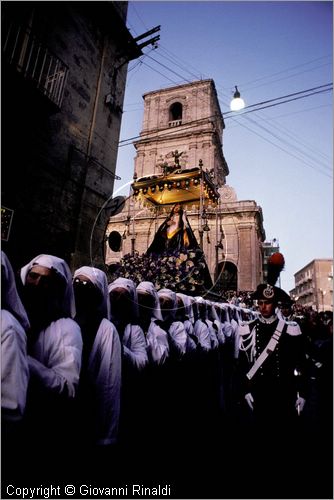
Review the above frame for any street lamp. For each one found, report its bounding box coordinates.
[230,86,245,111]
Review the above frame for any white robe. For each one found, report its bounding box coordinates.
[168,321,188,356]
[136,281,169,364]
[206,319,219,349]
[193,319,212,351]
[230,318,239,339]
[122,324,148,370]
[146,319,169,365]
[1,310,29,421]
[28,318,82,398]
[222,321,233,341]
[216,321,227,345]
[213,319,224,343]
[157,289,188,356]
[183,319,197,352]
[87,318,122,445]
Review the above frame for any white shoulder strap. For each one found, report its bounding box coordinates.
[246,319,285,381]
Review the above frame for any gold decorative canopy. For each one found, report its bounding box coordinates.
[131,166,220,207]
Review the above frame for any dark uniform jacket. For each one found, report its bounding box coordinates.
[236,315,308,423]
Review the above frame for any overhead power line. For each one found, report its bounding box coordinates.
[223,83,333,116]
[141,60,179,85]
[119,114,219,146]
[118,36,332,179]
[237,54,332,89]
[239,54,332,90]
[224,88,332,118]
[145,54,194,84]
[232,113,333,179]
[118,84,332,146]
[242,106,333,167]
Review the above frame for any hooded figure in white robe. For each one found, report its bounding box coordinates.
[175,293,202,426]
[108,277,148,447]
[193,297,212,351]
[219,304,240,414]
[212,303,226,345]
[219,304,234,343]
[192,296,219,428]
[136,281,170,444]
[176,293,197,352]
[136,281,169,365]
[228,304,241,341]
[205,300,220,350]
[204,300,221,415]
[73,266,121,447]
[209,303,229,412]
[108,277,148,370]
[157,288,188,357]
[157,288,191,445]
[1,252,30,481]
[20,254,82,398]
[19,254,82,476]
[1,251,29,423]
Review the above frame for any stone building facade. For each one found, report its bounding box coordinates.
[105,79,266,293]
[2,2,143,271]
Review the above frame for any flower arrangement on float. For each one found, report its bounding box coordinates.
[108,249,209,295]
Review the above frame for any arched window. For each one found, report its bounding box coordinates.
[215,261,238,293]
[169,102,182,126]
[108,231,122,252]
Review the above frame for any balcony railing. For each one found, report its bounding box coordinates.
[3,22,68,108]
[168,119,182,127]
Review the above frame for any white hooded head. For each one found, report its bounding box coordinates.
[108,277,139,324]
[206,300,220,322]
[157,288,177,322]
[137,281,163,321]
[20,254,76,319]
[195,296,207,320]
[73,266,110,320]
[1,251,30,331]
[176,292,194,323]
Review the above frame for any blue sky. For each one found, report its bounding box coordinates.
[114,1,333,293]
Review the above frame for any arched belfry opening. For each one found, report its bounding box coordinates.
[215,261,238,293]
[169,102,182,126]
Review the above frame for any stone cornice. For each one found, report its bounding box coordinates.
[142,79,214,99]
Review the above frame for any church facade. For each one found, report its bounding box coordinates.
[105,79,266,294]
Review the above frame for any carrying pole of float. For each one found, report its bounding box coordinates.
[131,215,135,256]
[215,200,219,280]
[199,159,204,250]
[130,186,136,256]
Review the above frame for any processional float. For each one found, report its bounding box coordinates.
[112,152,221,295]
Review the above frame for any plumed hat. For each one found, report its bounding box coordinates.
[251,283,291,304]
[252,252,291,304]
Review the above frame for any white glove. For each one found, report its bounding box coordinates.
[295,396,306,414]
[245,393,254,411]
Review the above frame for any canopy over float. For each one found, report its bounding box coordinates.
[131,158,220,207]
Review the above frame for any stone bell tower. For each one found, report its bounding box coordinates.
[105,79,266,294]
[134,79,229,186]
